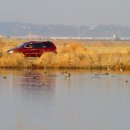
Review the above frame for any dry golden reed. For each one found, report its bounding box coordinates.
[0,38,130,69]
[0,53,29,68]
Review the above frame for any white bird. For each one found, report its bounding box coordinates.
[106,65,110,71]
[120,68,123,72]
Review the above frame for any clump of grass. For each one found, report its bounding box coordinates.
[35,52,57,68]
[35,43,93,68]
[0,53,29,68]
[55,43,89,68]
[59,43,88,54]
[85,53,130,69]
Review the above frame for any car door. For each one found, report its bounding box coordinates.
[32,42,43,57]
[22,42,37,57]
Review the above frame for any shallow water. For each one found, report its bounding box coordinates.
[0,69,130,130]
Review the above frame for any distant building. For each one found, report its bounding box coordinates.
[113,34,120,40]
[26,34,42,39]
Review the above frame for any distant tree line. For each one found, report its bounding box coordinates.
[0,22,130,38]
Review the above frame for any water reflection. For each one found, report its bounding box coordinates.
[0,69,130,130]
[0,69,57,130]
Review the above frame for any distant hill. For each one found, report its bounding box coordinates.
[0,22,130,38]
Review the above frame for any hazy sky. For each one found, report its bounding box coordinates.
[0,0,130,27]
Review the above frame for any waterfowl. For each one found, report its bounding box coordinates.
[64,73,71,80]
[3,76,7,79]
[126,80,128,83]
[104,72,109,75]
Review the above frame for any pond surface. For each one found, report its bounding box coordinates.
[0,69,130,130]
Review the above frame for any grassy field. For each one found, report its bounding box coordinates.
[0,38,130,70]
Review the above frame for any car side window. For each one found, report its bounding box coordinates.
[42,42,52,48]
[25,43,32,48]
[32,43,43,48]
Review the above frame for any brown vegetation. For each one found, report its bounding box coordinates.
[0,38,130,70]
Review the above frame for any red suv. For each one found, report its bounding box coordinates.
[7,41,57,57]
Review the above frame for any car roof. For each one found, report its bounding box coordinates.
[29,41,52,43]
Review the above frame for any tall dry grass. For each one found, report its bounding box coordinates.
[0,53,29,68]
[0,38,130,69]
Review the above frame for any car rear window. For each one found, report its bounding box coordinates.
[32,43,43,48]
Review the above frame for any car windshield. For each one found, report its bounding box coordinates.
[17,42,27,48]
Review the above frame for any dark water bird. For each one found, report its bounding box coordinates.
[33,76,37,79]
[93,72,109,78]
[42,83,45,86]
[126,80,128,83]
[93,73,100,78]
[104,72,109,75]
[95,73,99,76]
[31,84,35,87]
[94,73,101,77]
[3,76,7,79]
